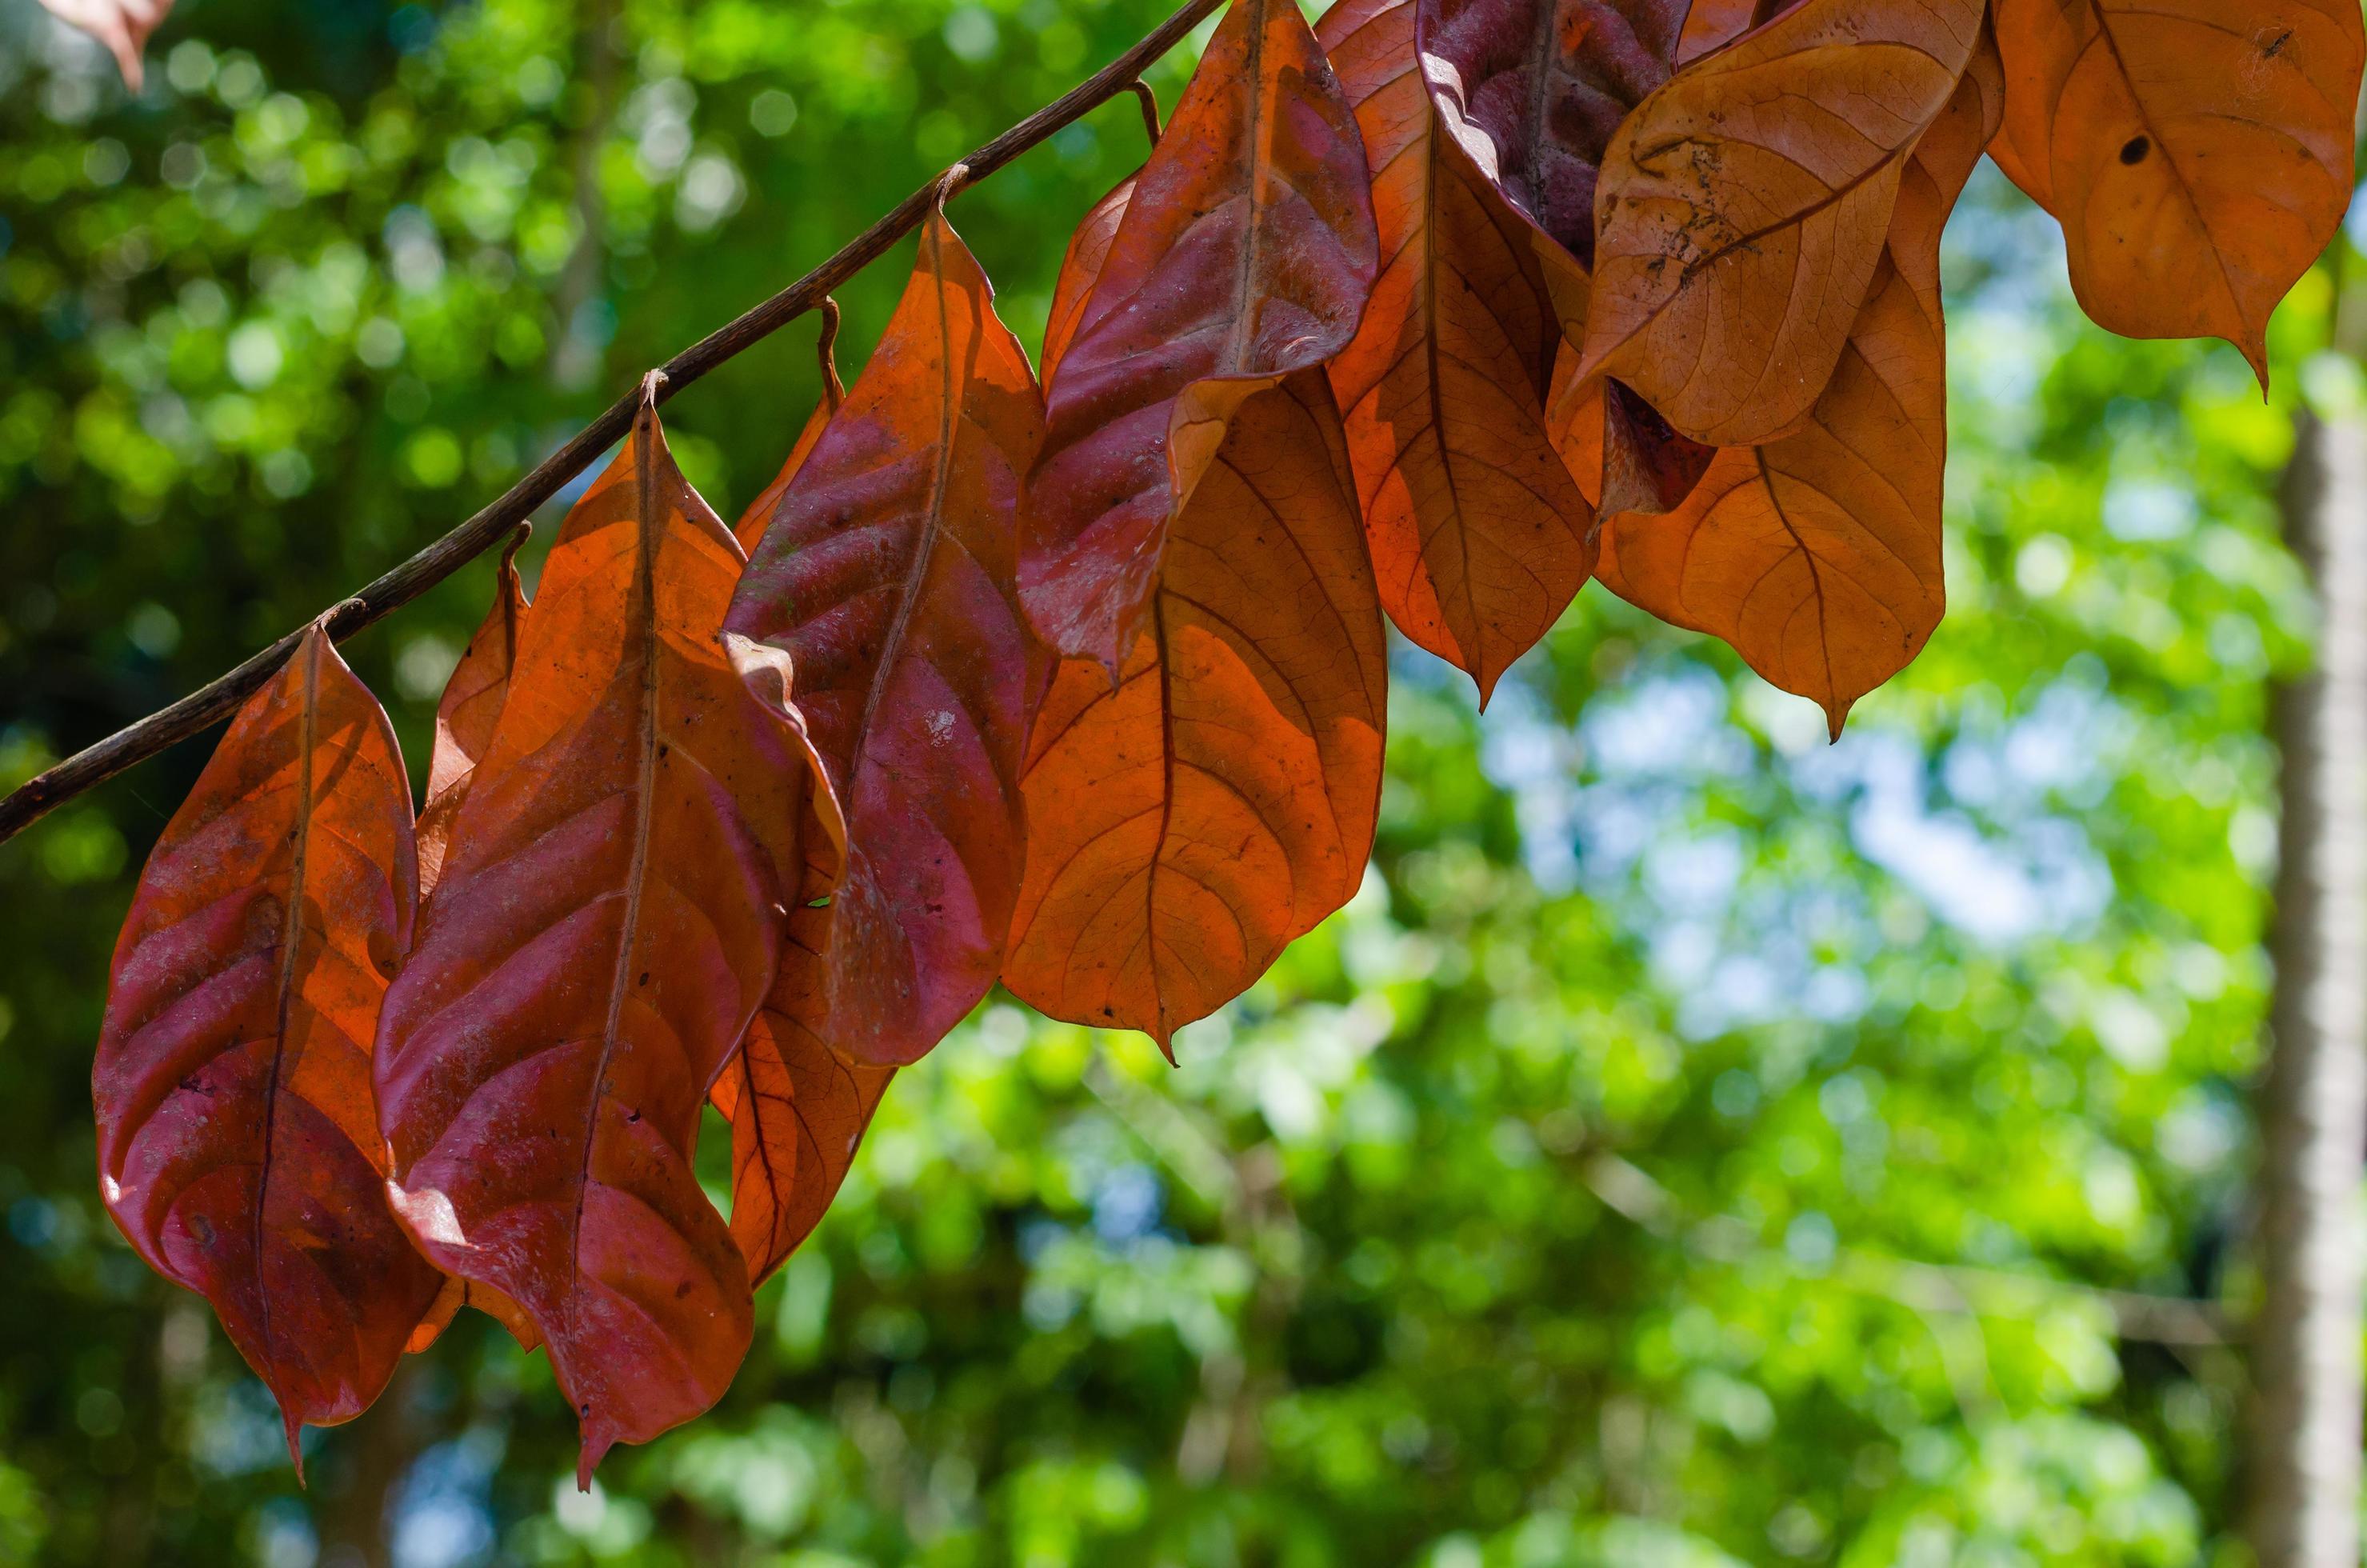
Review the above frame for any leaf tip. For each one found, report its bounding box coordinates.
[2236,331,2271,398]
[576,1432,612,1493]
[722,630,797,722]
[1565,343,1611,402]
[1470,661,1505,714]
[282,1408,306,1484]
[1823,700,1851,744]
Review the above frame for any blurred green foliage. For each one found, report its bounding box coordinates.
[0,0,2343,1562]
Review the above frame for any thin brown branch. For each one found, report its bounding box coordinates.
[0,0,1225,846]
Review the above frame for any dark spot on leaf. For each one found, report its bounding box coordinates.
[2265,28,2291,56]
[626,1109,640,1123]
[2119,136,2149,166]
[674,1280,692,1298]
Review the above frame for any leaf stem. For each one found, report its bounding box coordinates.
[814,298,846,410]
[1127,79,1162,146]
[0,0,1228,847]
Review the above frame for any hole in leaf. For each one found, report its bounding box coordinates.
[2119,136,2150,165]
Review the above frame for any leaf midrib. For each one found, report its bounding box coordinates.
[1217,0,1273,377]
[571,423,666,1358]
[253,632,322,1373]
[846,218,966,812]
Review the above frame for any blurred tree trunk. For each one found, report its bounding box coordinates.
[315,1358,424,1568]
[2249,407,2367,1566]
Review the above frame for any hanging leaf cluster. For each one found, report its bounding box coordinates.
[91,0,2361,1478]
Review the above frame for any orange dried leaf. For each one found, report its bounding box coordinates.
[1577,0,1985,447]
[418,534,529,906]
[406,1275,466,1355]
[726,210,1042,1066]
[704,766,892,1286]
[1319,0,1597,702]
[95,626,443,1470]
[1405,0,1719,537]
[1674,0,1755,65]
[374,389,800,1486]
[736,310,849,557]
[710,801,897,1286]
[1989,0,2361,382]
[1004,373,1386,1050]
[734,400,836,558]
[404,1275,543,1354]
[1417,0,1696,277]
[711,1008,891,1286]
[1544,362,1716,520]
[1022,0,1379,678]
[1040,174,1138,390]
[1597,36,2001,736]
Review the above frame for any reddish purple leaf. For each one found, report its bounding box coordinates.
[726,207,1041,1066]
[374,387,801,1485]
[95,626,442,1470]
